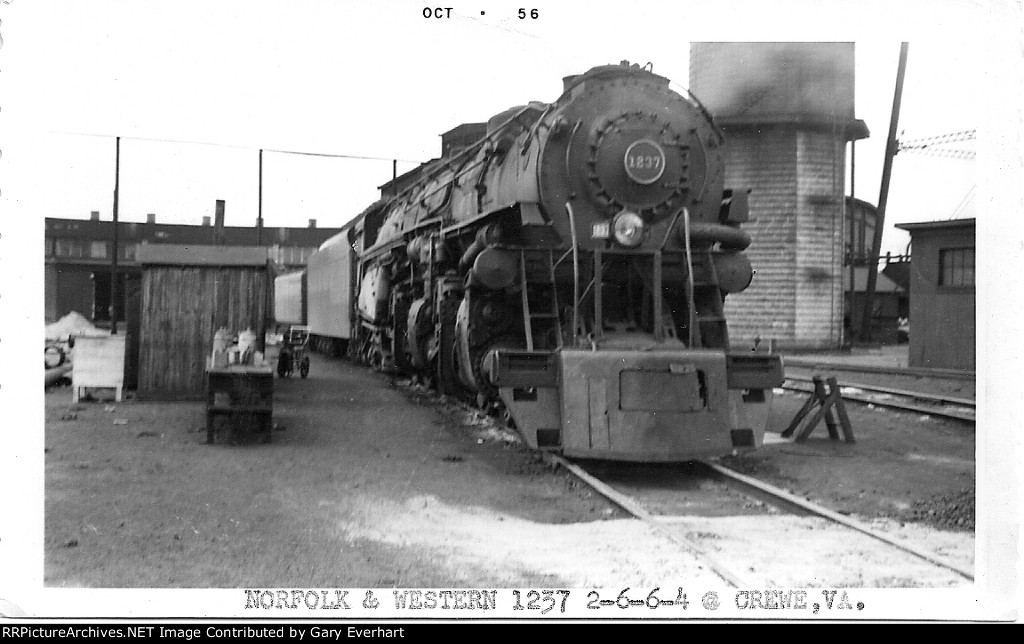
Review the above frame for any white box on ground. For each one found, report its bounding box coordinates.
[71,335,126,403]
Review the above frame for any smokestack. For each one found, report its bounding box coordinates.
[214,200,225,245]
[202,216,211,226]
[90,211,100,221]
[146,213,156,224]
[308,219,317,229]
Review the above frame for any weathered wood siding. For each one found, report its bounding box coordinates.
[903,224,976,370]
[137,266,270,399]
[124,276,142,389]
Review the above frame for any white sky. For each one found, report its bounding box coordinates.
[2,0,1023,620]
[2,0,1002,256]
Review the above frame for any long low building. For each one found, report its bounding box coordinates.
[45,211,341,325]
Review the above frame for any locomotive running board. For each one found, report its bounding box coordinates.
[485,350,559,388]
[487,350,562,450]
[725,353,785,389]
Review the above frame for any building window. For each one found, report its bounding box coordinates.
[55,239,85,258]
[939,247,975,287]
[119,244,136,261]
[90,241,109,259]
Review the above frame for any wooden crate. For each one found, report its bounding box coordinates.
[71,335,126,402]
[205,366,274,444]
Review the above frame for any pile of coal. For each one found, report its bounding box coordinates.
[908,487,974,531]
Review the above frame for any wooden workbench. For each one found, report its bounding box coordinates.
[205,365,274,444]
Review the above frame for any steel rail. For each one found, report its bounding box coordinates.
[780,383,975,423]
[784,374,975,408]
[548,454,754,588]
[703,462,974,582]
[783,358,975,381]
[550,452,973,586]
[405,377,974,586]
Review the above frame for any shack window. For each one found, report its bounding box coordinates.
[939,247,974,287]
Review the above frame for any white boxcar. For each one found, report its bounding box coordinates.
[274,271,306,326]
[306,230,356,346]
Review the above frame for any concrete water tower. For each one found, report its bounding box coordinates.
[690,42,869,350]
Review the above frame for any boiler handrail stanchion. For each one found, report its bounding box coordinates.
[682,207,697,348]
[566,202,580,346]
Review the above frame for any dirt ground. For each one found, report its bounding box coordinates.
[727,388,975,531]
[40,350,976,608]
[44,356,635,589]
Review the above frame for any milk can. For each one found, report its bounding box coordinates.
[213,328,232,354]
[238,329,257,362]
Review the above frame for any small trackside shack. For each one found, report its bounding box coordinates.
[895,218,976,371]
[135,244,273,399]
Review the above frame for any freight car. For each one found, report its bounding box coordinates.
[276,61,784,461]
[274,270,306,328]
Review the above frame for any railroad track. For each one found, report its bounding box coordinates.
[398,372,974,587]
[551,455,974,588]
[782,358,975,382]
[780,375,975,423]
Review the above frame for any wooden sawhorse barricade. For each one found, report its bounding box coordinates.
[781,375,855,443]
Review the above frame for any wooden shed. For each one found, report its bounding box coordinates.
[895,219,976,371]
[135,244,273,399]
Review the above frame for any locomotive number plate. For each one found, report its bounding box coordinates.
[623,139,666,185]
[592,222,610,239]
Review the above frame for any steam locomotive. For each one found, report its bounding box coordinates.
[276,61,784,462]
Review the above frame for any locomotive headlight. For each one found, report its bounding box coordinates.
[612,211,645,247]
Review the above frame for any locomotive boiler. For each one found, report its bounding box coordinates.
[308,61,784,461]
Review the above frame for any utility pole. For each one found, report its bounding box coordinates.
[849,141,856,341]
[860,42,908,343]
[257,149,264,246]
[110,136,120,335]
[214,199,226,245]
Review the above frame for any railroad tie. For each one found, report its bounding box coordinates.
[781,375,855,443]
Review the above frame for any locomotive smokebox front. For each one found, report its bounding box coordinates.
[540,64,725,250]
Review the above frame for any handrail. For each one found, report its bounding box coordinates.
[565,202,581,346]
[681,208,697,348]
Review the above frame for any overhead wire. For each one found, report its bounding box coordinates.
[897,129,976,160]
[48,130,424,164]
